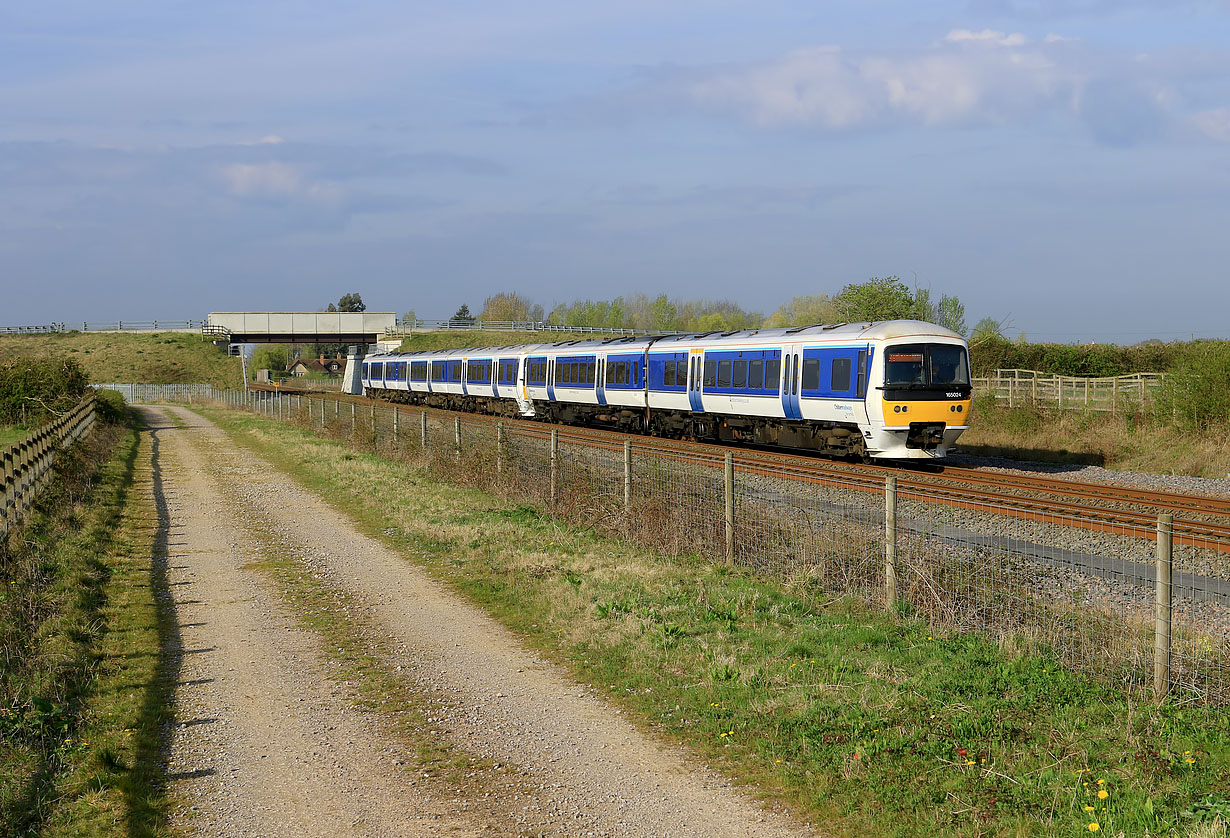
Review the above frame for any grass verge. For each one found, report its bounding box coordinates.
[0,332,240,388]
[961,399,1230,478]
[201,404,1230,837]
[0,412,175,837]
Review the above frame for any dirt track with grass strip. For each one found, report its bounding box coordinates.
[141,405,817,838]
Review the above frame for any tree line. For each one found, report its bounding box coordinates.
[459,277,968,336]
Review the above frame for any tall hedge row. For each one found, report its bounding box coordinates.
[0,357,90,426]
[968,338,1222,378]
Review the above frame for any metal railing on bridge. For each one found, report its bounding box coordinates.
[1,320,205,334]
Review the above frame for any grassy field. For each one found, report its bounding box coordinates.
[0,331,241,388]
[960,399,1230,478]
[0,412,174,837]
[201,403,1230,838]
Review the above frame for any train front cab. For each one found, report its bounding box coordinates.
[865,340,971,459]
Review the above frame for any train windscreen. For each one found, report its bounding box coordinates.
[884,344,970,391]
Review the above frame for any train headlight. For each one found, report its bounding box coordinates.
[893,405,901,413]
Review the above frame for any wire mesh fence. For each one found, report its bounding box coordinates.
[189,386,1230,706]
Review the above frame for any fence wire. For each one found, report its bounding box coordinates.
[195,387,1230,706]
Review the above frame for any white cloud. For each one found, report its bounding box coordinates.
[221,161,303,195]
[236,134,287,146]
[1192,108,1230,141]
[944,29,1028,47]
[684,36,1071,129]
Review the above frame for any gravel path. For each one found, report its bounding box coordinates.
[143,405,818,838]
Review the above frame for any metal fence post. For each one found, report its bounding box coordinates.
[454,417,461,457]
[350,403,356,437]
[885,475,898,611]
[1154,513,1173,701]
[724,452,734,566]
[549,428,559,504]
[393,407,399,446]
[623,440,632,515]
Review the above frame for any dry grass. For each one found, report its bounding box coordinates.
[960,403,1230,477]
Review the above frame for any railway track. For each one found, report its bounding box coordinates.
[254,387,1230,551]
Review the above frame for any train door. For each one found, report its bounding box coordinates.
[781,345,802,419]
[595,357,607,406]
[688,351,704,412]
[546,358,556,402]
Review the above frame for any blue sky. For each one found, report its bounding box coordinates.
[2,1,1228,342]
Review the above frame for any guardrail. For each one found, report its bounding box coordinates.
[1,394,98,541]
[1,320,206,334]
[972,369,1165,413]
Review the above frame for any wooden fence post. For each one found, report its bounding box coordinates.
[454,417,461,457]
[393,407,399,445]
[724,452,735,566]
[623,440,632,515]
[1154,513,1173,701]
[549,428,559,504]
[885,475,898,611]
[350,403,356,437]
[421,410,428,449]
[496,422,505,473]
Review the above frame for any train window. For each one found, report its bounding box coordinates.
[663,360,675,387]
[801,358,819,391]
[587,362,595,385]
[765,358,780,393]
[929,345,970,386]
[732,359,747,388]
[885,347,925,386]
[717,360,732,388]
[748,359,763,390]
[703,359,716,387]
[831,357,852,392]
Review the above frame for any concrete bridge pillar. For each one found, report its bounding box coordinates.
[342,345,368,395]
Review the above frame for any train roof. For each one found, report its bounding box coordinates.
[366,320,964,359]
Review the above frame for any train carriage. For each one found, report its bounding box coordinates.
[361,320,970,460]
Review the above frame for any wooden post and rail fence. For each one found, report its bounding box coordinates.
[972,369,1165,413]
[1,394,98,542]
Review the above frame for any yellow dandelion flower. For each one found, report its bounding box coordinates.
[1185,758,1195,764]
[1097,790,1108,800]
[1097,779,1105,786]
[1085,806,1094,812]
[1089,823,1100,832]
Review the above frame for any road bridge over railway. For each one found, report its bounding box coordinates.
[204,312,399,394]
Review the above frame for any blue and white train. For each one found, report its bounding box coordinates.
[360,320,972,460]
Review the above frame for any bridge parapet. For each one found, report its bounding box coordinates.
[205,312,396,344]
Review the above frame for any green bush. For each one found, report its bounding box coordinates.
[1153,340,1230,430]
[0,357,89,425]
[94,389,128,424]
